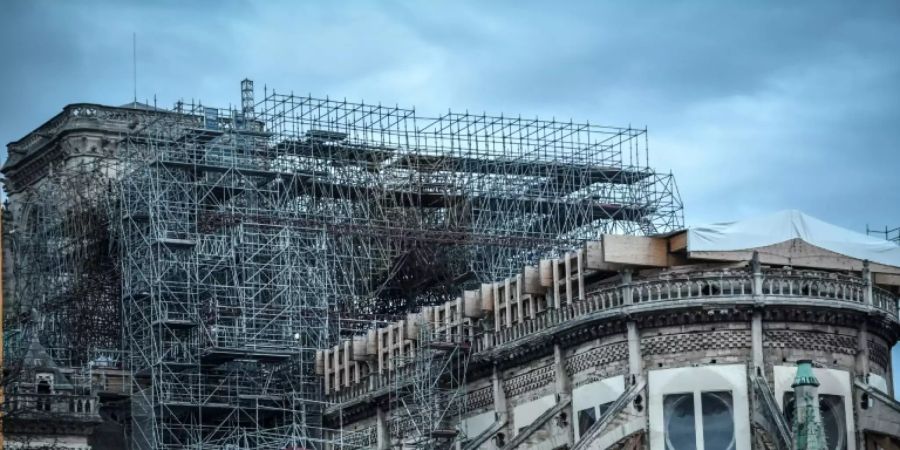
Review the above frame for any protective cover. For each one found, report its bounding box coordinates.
[687,210,900,268]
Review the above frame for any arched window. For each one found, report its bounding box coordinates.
[37,379,51,394]
[35,373,55,393]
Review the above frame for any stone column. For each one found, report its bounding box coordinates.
[376,405,390,450]
[491,365,510,448]
[862,260,873,307]
[493,365,508,419]
[627,322,642,383]
[622,269,642,384]
[857,260,873,381]
[621,269,633,306]
[751,251,763,297]
[751,312,764,373]
[750,251,765,374]
[554,343,575,447]
[856,321,870,379]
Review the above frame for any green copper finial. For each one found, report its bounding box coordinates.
[792,360,819,388]
[791,360,826,450]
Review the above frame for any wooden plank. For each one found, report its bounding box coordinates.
[315,350,325,375]
[664,251,689,267]
[583,241,624,271]
[584,241,603,268]
[539,259,554,287]
[874,272,900,287]
[480,283,495,312]
[463,289,483,318]
[522,265,544,294]
[577,250,585,301]
[602,234,669,267]
[668,231,688,252]
[366,329,378,356]
[350,335,370,361]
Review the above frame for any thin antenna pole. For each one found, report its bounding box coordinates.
[132,32,137,104]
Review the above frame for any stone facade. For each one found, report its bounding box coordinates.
[322,258,900,450]
[3,99,899,450]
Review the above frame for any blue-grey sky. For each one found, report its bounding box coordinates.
[1,1,899,392]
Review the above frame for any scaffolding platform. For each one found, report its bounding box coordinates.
[199,347,295,365]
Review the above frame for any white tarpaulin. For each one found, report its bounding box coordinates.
[687,210,900,268]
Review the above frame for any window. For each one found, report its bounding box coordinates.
[664,393,696,450]
[701,392,735,450]
[782,393,846,450]
[662,391,735,450]
[577,407,597,436]
[577,402,615,438]
[573,376,626,442]
[35,373,54,394]
[597,401,613,417]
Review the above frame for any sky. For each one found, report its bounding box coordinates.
[1,1,899,392]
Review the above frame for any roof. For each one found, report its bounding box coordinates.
[687,210,900,268]
[20,334,75,389]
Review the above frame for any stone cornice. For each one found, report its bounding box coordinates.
[325,292,898,424]
[3,104,164,193]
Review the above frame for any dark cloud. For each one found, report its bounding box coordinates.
[1,0,899,390]
[3,0,899,236]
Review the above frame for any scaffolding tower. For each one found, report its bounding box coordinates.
[389,316,471,449]
[5,80,683,449]
[118,101,331,449]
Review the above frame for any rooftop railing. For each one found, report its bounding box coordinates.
[327,266,899,405]
[2,393,100,419]
[484,268,897,350]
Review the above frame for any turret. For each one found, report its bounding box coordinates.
[791,360,827,450]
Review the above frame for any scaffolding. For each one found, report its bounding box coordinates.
[389,316,471,449]
[4,157,120,367]
[256,90,683,318]
[118,101,330,449]
[4,80,683,449]
[867,225,900,245]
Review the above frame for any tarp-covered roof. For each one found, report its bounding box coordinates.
[687,210,900,268]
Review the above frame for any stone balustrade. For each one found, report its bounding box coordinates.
[325,267,899,405]
[3,393,100,419]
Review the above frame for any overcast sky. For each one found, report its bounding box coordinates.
[1,0,899,391]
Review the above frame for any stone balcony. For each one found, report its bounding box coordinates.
[483,267,897,352]
[325,265,899,409]
[2,392,101,422]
